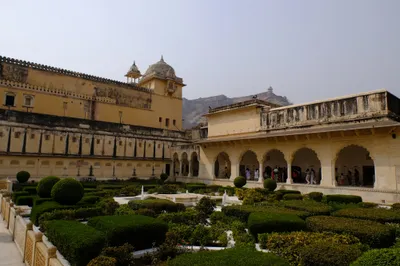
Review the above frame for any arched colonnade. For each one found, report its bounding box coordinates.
[172,151,200,177]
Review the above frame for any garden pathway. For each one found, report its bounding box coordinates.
[0,215,25,266]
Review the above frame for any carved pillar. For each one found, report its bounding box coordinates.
[179,160,183,176]
[286,155,293,184]
[259,160,264,183]
[188,159,192,177]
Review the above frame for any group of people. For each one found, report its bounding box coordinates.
[336,168,362,186]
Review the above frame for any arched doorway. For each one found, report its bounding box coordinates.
[240,150,259,181]
[214,152,231,179]
[181,152,189,176]
[263,149,287,182]
[292,148,321,184]
[190,152,199,177]
[335,145,375,187]
[173,153,180,177]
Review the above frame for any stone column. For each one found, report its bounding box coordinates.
[179,160,183,176]
[286,162,293,184]
[188,161,192,177]
[320,157,336,187]
[259,161,264,183]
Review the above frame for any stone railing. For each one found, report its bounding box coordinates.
[261,90,397,130]
[0,193,70,266]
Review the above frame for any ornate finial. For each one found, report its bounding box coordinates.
[160,55,164,62]
[133,61,136,66]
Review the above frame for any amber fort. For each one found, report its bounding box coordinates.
[1,55,400,203]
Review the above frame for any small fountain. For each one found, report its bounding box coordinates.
[141,186,144,200]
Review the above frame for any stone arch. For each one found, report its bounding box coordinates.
[181,152,189,176]
[239,150,259,180]
[190,152,199,177]
[214,152,231,179]
[335,144,375,187]
[172,153,180,177]
[292,147,321,184]
[263,149,288,182]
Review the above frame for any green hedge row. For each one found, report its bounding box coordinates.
[333,207,400,223]
[16,195,37,207]
[248,212,306,239]
[306,215,395,248]
[87,215,168,249]
[30,201,77,225]
[39,207,103,228]
[325,194,362,204]
[128,199,185,214]
[157,209,200,225]
[45,220,105,266]
[351,248,400,266]
[282,200,333,216]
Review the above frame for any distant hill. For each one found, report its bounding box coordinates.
[182,87,292,129]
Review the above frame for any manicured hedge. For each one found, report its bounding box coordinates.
[23,186,38,195]
[248,212,306,238]
[51,178,84,205]
[16,195,37,207]
[333,207,400,223]
[158,209,200,225]
[87,256,117,266]
[222,205,310,222]
[234,176,246,188]
[264,178,277,191]
[39,206,103,226]
[30,201,76,225]
[274,189,301,200]
[34,197,53,206]
[283,200,333,216]
[88,215,168,249]
[351,248,400,266]
[325,194,362,204]
[16,171,30,183]
[45,220,105,266]
[77,196,100,205]
[282,194,303,200]
[12,191,29,202]
[260,231,362,266]
[168,247,289,266]
[37,176,60,198]
[308,192,323,202]
[186,183,206,193]
[128,199,185,214]
[306,215,396,248]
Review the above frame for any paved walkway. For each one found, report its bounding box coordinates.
[0,216,25,266]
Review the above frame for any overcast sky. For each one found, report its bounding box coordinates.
[1,0,399,103]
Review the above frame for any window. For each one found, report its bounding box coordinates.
[96,139,100,144]
[45,135,50,141]
[4,93,15,106]
[165,118,170,127]
[173,119,176,126]
[14,132,21,138]
[23,95,34,107]
[30,134,35,139]
[159,117,162,123]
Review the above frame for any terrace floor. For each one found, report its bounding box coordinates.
[0,215,24,266]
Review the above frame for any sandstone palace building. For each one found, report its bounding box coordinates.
[0,56,198,179]
[1,55,400,203]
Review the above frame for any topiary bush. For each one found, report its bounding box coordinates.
[87,256,117,266]
[306,215,396,248]
[234,176,246,188]
[22,186,38,195]
[16,171,30,183]
[242,189,265,205]
[16,195,37,207]
[30,201,76,226]
[248,212,306,239]
[12,191,29,202]
[37,176,60,198]
[160,173,169,182]
[168,247,289,266]
[282,200,333,216]
[351,248,400,266]
[45,220,105,266]
[282,194,303,201]
[392,203,400,211]
[333,207,400,223]
[100,243,135,266]
[195,197,216,221]
[87,215,168,249]
[260,231,362,265]
[158,209,200,225]
[308,192,323,202]
[263,178,277,191]
[77,195,101,205]
[51,178,84,205]
[128,199,184,214]
[325,194,362,204]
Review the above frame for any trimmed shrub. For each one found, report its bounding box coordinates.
[87,256,117,266]
[299,241,362,266]
[195,197,216,220]
[134,208,157,217]
[186,183,206,192]
[23,186,38,195]
[51,178,84,205]
[45,220,105,266]
[30,201,75,225]
[261,231,362,265]
[308,192,323,202]
[283,200,333,216]
[168,247,289,266]
[392,203,400,211]
[158,209,200,225]
[12,191,29,202]
[160,173,169,182]
[282,194,302,201]
[115,204,135,215]
[234,176,246,188]
[100,243,135,266]
[263,178,277,191]
[39,207,103,228]
[16,195,37,207]
[119,185,140,196]
[77,195,100,205]
[358,202,378,208]
[242,188,265,205]
[248,212,306,238]
[128,199,184,214]
[97,198,119,215]
[37,176,60,198]
[88,215,168,249]
[34,197,52,206]
[325,194,362,204]
[306,215,396,248]
[16,171,30,183]
[222,205,309,222]
[334,207,400,223]
[351,248,400,266]
[157,184,179,194]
